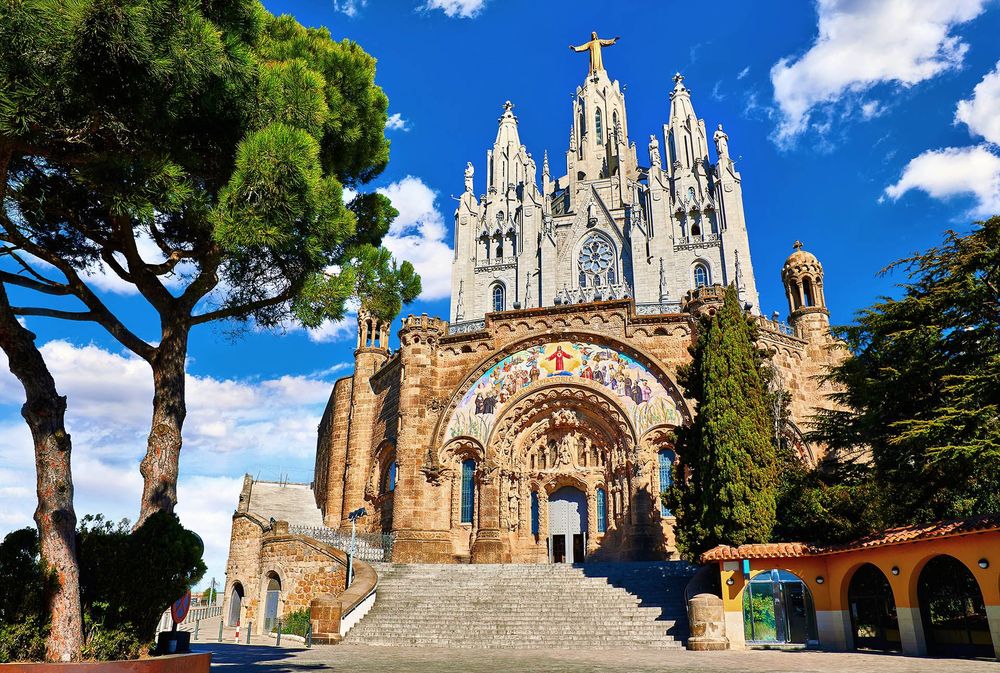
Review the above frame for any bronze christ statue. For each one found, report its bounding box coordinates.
[570,32,620,74]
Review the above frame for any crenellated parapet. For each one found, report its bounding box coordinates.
[399,313,448,348]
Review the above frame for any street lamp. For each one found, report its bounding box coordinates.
[347,508,367,589]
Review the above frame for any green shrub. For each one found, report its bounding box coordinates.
[0,529,54,625]
[0,616,48,663]
[80,624,149,662]
[78,512,206,644]
[0,512,205,661]
[279,609,311,637]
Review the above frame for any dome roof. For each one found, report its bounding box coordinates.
[782,241,822,273]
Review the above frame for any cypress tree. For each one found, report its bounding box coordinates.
[667,285,778,560]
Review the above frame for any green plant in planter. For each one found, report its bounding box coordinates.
[279,609,311,637]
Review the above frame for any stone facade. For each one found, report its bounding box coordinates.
[222,478,346,634]
[313,240,844,563]
[450,60,759,325]
[229,47,846,571]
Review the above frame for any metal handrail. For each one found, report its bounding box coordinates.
[288,524,395,562]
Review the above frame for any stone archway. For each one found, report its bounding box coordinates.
[467,382,649,563]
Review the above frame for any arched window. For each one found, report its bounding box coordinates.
[802,277,814,307]
[691,219,701,236]
[595,108,603,144]
[530,491,539,536]
[460,459,475,524]
[596,488,608,533]
[607,265,616,286]
[612,110,619,141]
[694,263,709,288]
[491,284,505,313]
[383,460,397,493]
[658,449,675,516]
[918,555,993,657]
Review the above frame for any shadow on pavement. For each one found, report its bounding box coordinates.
[191,643,324,671]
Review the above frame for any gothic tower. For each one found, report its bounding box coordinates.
[450,37,762,323]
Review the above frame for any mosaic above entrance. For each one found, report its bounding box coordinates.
[445,341,680,444]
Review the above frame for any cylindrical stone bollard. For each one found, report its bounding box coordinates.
[246,621,252,644]
[686,593,729,651]
[275,621,281,647]
[217,619,223,642]
[194,619,200,640]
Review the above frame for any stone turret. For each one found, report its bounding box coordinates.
[782,241,830,342]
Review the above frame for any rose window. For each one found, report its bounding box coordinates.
[578,236,614,276]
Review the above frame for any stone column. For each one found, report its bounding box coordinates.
[390,315,453,562]
[471,466,506,563]
[987,605,1000,660]
[896,607,927,656]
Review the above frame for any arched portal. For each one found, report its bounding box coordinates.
[848,564,900,651]
[548,486,588,563]
[262,572,281,633]
[227,582,244,627]
[918,555,993,658]
[743,569,818,645]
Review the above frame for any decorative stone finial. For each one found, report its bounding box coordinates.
[503,100,513,112]
[793,240,803,251]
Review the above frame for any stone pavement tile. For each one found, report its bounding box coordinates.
[192,642,999,673]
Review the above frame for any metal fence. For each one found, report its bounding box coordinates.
[290,525,395,562]
[157,604,222,632]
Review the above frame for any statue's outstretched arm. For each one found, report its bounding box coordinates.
[600,37,620,46]
[570,43,589,52]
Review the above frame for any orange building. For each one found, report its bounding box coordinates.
[703,514,1000,659]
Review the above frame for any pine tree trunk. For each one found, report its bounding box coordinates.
[136,324,189,527]
[0,286,82,662]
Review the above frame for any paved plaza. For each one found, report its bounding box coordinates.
[192,641,999,673]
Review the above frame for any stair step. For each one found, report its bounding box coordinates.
[343,561,695,649]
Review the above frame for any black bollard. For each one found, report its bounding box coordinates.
[275,620,281,646]
[246,621,252,645]
[217,619,223,642]
[306,621,312,648]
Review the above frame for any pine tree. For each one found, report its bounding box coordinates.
[0,0,419,531]
[811,217,1000,524]
[667,285,778,560]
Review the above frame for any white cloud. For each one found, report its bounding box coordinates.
[0,340,337,587]
[955,60,1000,145]
[332,0,366,17]
[883,145,1000,216]
[385,113,410,132]
[306,316,356,343]
[771,0,988,145]
[378,176,454,301]
[422,0,487,18]
[737,66,750,80]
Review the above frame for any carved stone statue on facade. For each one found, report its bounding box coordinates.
[507,481,519,531]
[648,134,661,168]
[464,161,474,193]
[713,123,729,159]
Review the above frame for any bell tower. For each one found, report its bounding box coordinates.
[782,241,830,342]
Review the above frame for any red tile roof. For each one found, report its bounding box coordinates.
[700,512,1000,563]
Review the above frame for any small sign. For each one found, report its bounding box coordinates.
[171,590,192,624]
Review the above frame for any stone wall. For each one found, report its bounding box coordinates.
[314,297,844,563]
[258,531,347,618]
[222,514,347,634]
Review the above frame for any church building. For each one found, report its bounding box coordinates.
[226,34,843,579]
[306,37,842,565]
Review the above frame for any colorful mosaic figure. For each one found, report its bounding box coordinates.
[446,341,679,443]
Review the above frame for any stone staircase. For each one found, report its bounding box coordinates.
[344,561,696,649]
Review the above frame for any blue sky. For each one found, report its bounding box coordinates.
[1,0,998,588]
